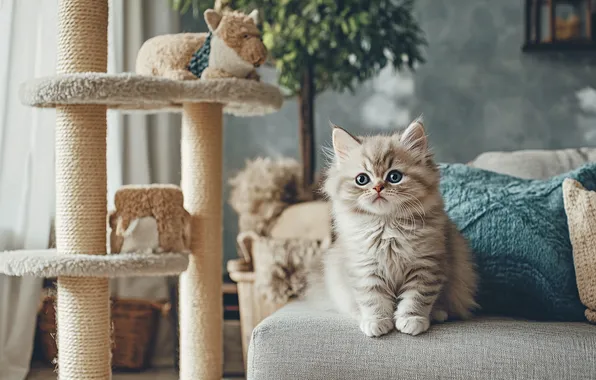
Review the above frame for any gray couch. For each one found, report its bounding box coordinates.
[247,148,596,380]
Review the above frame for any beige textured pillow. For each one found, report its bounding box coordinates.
[269,201,332,241]
[471,148,596,179]
[563,178,596,323]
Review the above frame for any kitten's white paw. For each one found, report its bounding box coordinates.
[432,309,448,323]
[395,315,430,336]
[359,318,394,337]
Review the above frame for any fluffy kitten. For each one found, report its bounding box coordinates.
[308,119,478,337]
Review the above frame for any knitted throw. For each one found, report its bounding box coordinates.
[187,32,212,78]
[563,178,596,323]
[440,163,596,321]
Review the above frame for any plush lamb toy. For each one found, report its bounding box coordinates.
[108,185,191,254]
[135,8,267,81]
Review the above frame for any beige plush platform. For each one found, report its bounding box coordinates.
[0,249,189,277]
[20,73,284,116]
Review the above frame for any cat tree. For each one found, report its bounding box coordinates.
[0,0,282,379]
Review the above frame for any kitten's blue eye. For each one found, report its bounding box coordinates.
[355,173,370,186]
[386,170,403,184]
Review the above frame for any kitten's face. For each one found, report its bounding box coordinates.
[324,120,439,217]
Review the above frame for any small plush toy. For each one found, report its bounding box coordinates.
[135,8,267,81]
[108,185,191,254]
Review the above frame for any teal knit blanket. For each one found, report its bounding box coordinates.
[440,163,596,321]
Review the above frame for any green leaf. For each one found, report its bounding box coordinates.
[275,59,284,71]
[348,17,357,31]
[358,12,370,25]
[340,21,349,34]
[288,14,298,26]
[262,32,275,50]
[283,51,298,62]
[302,3,317,15]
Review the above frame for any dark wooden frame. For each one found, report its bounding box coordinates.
[522,0,596,52]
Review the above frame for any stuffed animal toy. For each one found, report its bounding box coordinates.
[108,185,191,254]
[135,8,267,81]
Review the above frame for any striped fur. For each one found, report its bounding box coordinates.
[308,119,478,337]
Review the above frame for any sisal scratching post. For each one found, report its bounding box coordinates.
[180,102,224,380]
[55,0,110,379]
[4,2,283,379]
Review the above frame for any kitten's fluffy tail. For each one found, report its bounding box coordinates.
[443,222,480,320]
[303,257,337,312]
[303,247,360,319]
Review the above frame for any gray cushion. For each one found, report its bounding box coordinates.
[469,148,596,179]
[248,302,596,380]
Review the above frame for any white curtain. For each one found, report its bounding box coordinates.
[0,0,58,379]
[108,0,182,367]
[0,0,181,377]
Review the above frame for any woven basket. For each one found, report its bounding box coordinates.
[227,257,284,369]
[227,231,329,367]
[38,296,168,371]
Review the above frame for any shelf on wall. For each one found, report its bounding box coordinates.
[522,41,596,52]
[523,0,596,53]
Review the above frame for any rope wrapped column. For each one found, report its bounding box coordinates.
[55,1,110,379]
[180,102,224,380]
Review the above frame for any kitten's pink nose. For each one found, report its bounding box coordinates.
[373,184,384,193]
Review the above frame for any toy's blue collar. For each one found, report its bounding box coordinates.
[187,32,213,78]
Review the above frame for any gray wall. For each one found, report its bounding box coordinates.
[182,0,596,272]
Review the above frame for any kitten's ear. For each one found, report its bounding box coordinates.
[331,123,360,165]
[400,118,427,152]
